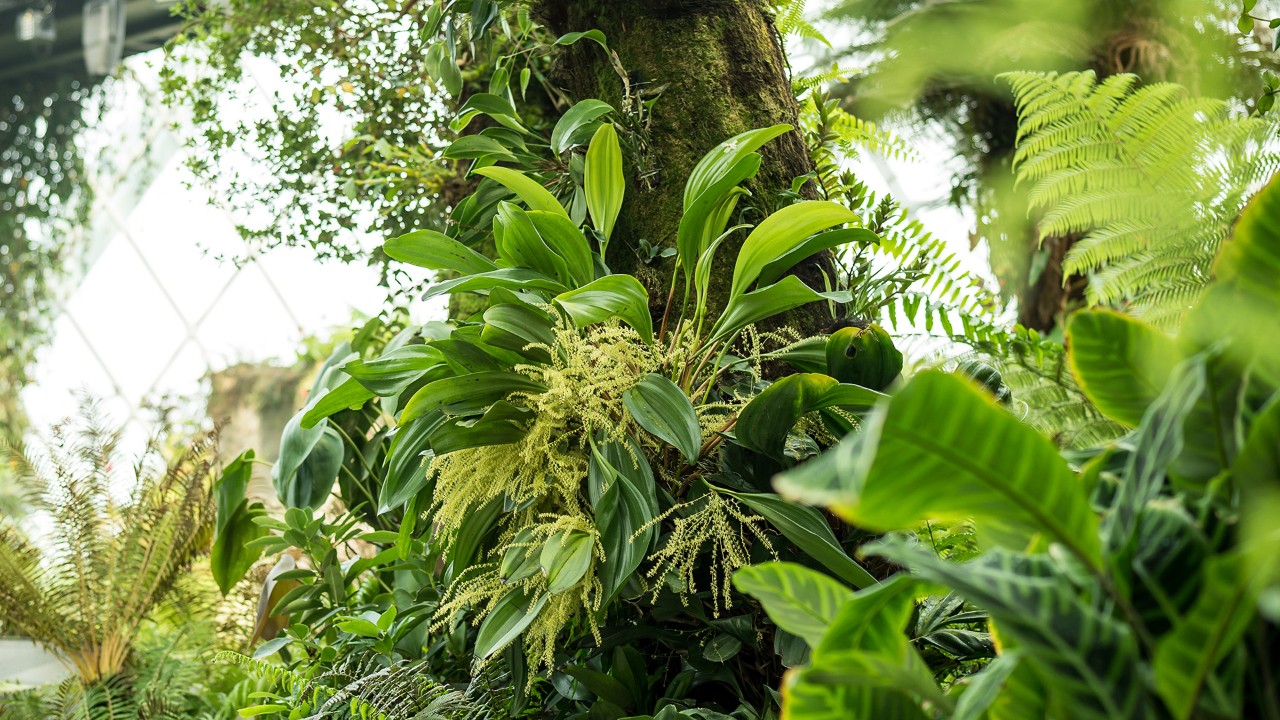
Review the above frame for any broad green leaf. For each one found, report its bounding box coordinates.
[472,166,568,218]
[729,201,859,300]
[756,227,879,288]
[552,99,614,154]
[445,495,504,583]
[554,274,653,343]
[623,374,701,461]
[736,373,885,459]
[710,275,850,343]
[733,562,853,647]
[378,412,445,513]
[683,125,790,209]
[215,449,255,532]
[585,123,624,247]
[1067,309,1180,426]
[554,29,607,48]
[481,303,555,361]
[540,530,594,593]
[341,345,443,397]
[274,425,343,510]
[475,587,550,659]
[871,542,1152,720]
[400,371,545,425]
[441,134,519,163]
[719,488,874,588]
[494,202,574,285]
[799,576,947,711]
[500,528,542,585]
[423,267,568,300]
[427,401,531,454]
[528,210,595,287]
[777,371,1101,567]
[338,617,382,638]
[300,377,375,429]
[592,438,658,604]
[384,229,498,275]
[451,92,526,133]
[1153,551,1280,720]
[211,499,267,595]
[677,154,761,281]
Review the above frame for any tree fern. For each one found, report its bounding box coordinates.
[0,400,218,683]
[1004,70,1278,328]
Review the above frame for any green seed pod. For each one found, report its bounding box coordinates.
[955,360,1012,405]
[824,324,903,391]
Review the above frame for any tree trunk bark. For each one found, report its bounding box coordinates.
[538,0,834,335]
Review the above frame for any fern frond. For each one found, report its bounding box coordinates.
[1003,70,1279,328]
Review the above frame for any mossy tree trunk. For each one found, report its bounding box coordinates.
[538,0,835,335]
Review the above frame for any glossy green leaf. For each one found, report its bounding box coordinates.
[554,274,653,343]
[427,401,531,454]
[300,377,375,429]
[552,99,614,154]
[756,227,879,288]
[729,201,859,300]
[719,488,875,588]
[441,134,519,163]
[274,424,343,510]
[500,528,542,585]
[710,275,849,343]
[424,267,568,300]
[592,439,659,604]
[677,154,759,281]
[338,617,382,638]
[683,125,790,209]
[445,495,503,583]
[475,587,550,659]
[472,166,568,217]
[733,562,853,647]
[623,374,701,461]
[400,371,545,425]
[342,345,443,397]
[211,499,268,595]
[1066,309,1180,427]
[378,412,445,514]
[540,530,594,594]
[495,202,574,285]
[481,303,555,361]
[777,371,1101,567]
[384,229,498,275]
[585,123,624,248]
[736,373,885,460]
[451,92,525,133]
[528,210,595,287]
[215,449,255,532]
[554,29,607,48]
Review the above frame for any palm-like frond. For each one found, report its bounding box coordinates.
[0,401,218,683]
[219,650,502,720]
[1004,70,1279,328]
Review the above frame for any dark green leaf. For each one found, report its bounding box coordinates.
[623,374,701,461]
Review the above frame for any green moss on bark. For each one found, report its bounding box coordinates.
[539,0,835,337]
